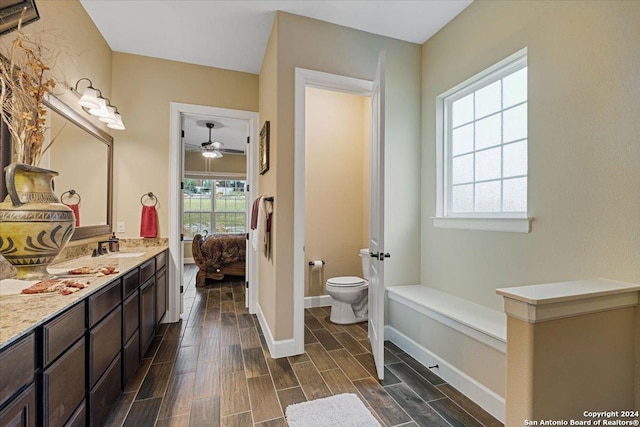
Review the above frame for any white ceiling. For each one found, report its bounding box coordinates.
[79,0,472,153]
[79,0,472,75]
[181,114,248,154]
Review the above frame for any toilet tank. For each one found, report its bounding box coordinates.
[360,249,371,280]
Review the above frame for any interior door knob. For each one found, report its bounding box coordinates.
[369,252,379,258]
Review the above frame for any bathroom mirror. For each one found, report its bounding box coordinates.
[43,93,113,241]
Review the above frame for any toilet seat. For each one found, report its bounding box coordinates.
[326,276,366,287]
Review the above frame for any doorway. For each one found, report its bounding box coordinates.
[293,68,375,355]
[169,103,259,323]
[303,87,371,304]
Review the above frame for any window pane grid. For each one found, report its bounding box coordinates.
[445,60,527,216]
[183,177,246,237]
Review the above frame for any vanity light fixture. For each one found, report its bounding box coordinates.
[72,78,126,130]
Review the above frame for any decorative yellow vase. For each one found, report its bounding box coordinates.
[0,163,75,280]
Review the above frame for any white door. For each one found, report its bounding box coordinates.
[368,51,386,380]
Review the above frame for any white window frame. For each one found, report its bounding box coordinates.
[434,48,532,233]
[183,171,247,239]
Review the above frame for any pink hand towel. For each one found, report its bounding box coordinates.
[140,205,158,238]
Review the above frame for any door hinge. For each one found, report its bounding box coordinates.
[181,130,185,138]
[180,234,184,241]
[247,136,250,144]
[181,181,184,190]
[246,233,249,241]
[246,281,249,289]
[180,285,184,293]
[246,184,250,192]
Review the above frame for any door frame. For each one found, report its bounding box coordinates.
[169,102,260,323]
[293,68,373,354]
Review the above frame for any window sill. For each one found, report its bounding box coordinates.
[432,216,532,233]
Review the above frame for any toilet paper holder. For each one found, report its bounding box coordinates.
[308,260,325,266]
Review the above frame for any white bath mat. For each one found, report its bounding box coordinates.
[286,393,381,427]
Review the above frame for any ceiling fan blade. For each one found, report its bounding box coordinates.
[220,148,245,154]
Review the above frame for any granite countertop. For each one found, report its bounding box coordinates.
[0,246,168,350]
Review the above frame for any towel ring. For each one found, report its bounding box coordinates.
[61,190,81,205]
[140,192,158,207]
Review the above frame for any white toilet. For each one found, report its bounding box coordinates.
[325,249,370,324]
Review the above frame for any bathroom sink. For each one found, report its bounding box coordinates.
[106,252,145,259]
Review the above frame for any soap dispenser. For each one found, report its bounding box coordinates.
[109,232,120,252]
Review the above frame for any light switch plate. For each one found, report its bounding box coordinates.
[117,221,125,233]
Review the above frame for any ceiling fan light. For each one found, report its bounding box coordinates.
[212,141,224,149]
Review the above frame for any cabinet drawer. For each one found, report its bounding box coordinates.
[155,250,166,271]
[156,268,167,324]
[123,330,140,387]
[123,268,139,299]
[88,279,122,327]
[43,338,85,427]
[43,302,85,366]
[140,278,156,355]
[123,292,139,343]
[64,401,85,427]
[0,333,35,407]
[140,259,155,284]
[89,354,121,427]
[89,306,122,388]
[0,383,36,427]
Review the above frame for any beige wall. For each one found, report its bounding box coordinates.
[258,16,279,336]
[304,88,369,297]
[259,12,421,340]
[0,0,112,253]
[506,308,636,424]
[24,1,112,126]
[111,53,258,239]
[421,1,640,310]
[184,152,246,174]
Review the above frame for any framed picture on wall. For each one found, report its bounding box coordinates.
[259,121,270,175]
[0,0,40,36]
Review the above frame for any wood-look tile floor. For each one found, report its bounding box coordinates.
[105,265,503,427]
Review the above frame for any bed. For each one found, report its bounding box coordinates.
[192,233,246,285]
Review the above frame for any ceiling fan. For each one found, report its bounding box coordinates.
[201,122,245,158]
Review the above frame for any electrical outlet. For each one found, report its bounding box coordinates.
[117,221,125,233]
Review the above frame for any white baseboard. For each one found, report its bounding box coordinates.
[183,257,195,264]
[385,325,505,423]
[256,303,298,359]
[304,294,332,308]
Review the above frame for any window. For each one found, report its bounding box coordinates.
[435,49,531,233]
[183,177,246,237]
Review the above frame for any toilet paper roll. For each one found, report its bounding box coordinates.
[310,260,324,271]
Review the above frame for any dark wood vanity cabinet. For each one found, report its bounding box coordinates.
[156,265,167,324]
[0,249,169,427]
[0,333,36,427]
[0,384,36,427]
[140,276,156,356]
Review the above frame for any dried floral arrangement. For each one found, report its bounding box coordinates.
[0,16,55,166]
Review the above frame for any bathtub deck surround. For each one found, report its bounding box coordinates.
[497,278,640,425]
[387,285,506,421]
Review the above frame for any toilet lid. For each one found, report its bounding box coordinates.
[327,276,365,287]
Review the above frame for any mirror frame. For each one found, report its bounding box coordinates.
[43,92,113,241]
